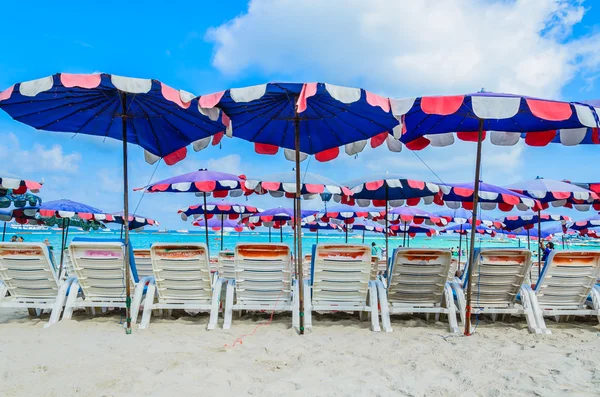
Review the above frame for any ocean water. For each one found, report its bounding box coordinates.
[4,228,599,256]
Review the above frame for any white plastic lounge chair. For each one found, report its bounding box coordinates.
[133,249,153,279]
[450,248,548,334]
[377,248,459,333]
[223,243,299,330]
[0,242,75,326]
[138,243,222,329]
[532,250,600,324]
[62,240,150,322]
[217,251,236,280]
[304,244,380,332]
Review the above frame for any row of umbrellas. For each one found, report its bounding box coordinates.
[1,73,598,336]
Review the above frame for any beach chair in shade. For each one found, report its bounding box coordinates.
[62,239,151,322]
[217,251,236,280]
[133,249,153,279]
[304,244,380,332]
[532,250,600,324]
[376,249,459,333]
[0,242,75,326]
[137,243,222,329]
[223,243,299,330]
[449,248,548,334]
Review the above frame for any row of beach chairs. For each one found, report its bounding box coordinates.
[0,240,599,334]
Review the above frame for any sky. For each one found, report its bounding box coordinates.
[1,0,600,229]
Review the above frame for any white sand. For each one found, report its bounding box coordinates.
[1,309,599,396]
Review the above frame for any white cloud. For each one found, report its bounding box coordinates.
[206,0,600,98]
[0,132,82,175]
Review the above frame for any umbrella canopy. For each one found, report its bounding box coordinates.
[0,73,225,164]
[301,221,342,232]
[37,199,110,221]
[345,172,440,207]
[244,207,317,227]
[0,192,42,209]
[106,212,159,231]
[135,169,246,197]
[504,178,599,211]
[435,181,541,211]
[497,227,554,239]
[389,223,437,237]
[393,93,598,150]
[382,207,447,226]
[178,201,260,221]
[569,214,600,231]
[500,211,570,231]
[0,207,40,223]
[346,220,386,233]
[198,83,399,161]
[243,171,352,201]
[0,177,42,196]
[318,204,383,224]
[0,208,105,230]
[433,208,504,228]
[192,218,247,232]
[441,224,497,236]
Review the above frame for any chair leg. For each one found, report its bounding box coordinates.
[223,281,235,330]
[62,280,80,320]
[368,281,380,332]
[139,283,156,330]
[130,278,150,326]
[449,281,466,324]
[444,283,460,334]
[45,277,75,328]
[590,286,600,325]
[303,280,312,330]
[207,278,224,330]
[519,285,549,335]
[375,280,392,332]
[0,281,7,300]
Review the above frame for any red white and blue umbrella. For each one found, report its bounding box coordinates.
[301,221,342,244]
[441,224,497,237]
[0,176,42,195]
[243,171,352,201]
[500,211,570,231]
[107,212,159,231]
[435,181,541,211]
[388,223,437,247]
[0,73,225,333]
[243,207,318,243]
[178,201,260,221]
[343,220,386,244]
[318,204,383,224]
[192,217,247,232]
[433,208,504,228]
[198,82,398,333]
[136,169,246,197]
[504,178,599,211]
[383,206,447,226]
[570,214,600,231]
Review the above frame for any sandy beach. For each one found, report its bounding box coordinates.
[1,309,598,397]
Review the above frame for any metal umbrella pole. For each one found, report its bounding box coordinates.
[268,226,272,243]
[361,229,365,244]
[385,185,389,262]
[537,209,542,278]
[220,215,224,251]
[120,93,132,335]
[280,226,283,243]
[402,221,407,247]
[1,222,5,242]
[464,120,484,336]
[203,193,210,259]
[293,107,305,335]
[316,228,319,244]
[345,223,348,243]
[458,225,463,271]
[58,218,67,277]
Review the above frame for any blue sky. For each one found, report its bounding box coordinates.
[1,0,600,229]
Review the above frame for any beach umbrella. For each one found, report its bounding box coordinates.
[37,199,110,275]
[436,181,541,211]
[345,172,440,261]
[344,220,386,244]
[179,201,260,251]
[243,207,318,243]
[570,214,600,231]
[388,222,437,247]
[318,204,383,244]
[380,206,446,247]
[301,221,341,243]
[503,178,596,276]
[105,212,159,237]
[244,171,352,202]
[136,169,246,258]
[0,207,39,241]
[0,192,42,241]
[441,224,497,237]
[198,82,398,334]
[0,176,42,196]
[393,92,598,334]
[499,210,570,252]
[0,73,225,334]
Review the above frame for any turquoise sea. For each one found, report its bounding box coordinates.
[5,227,600,256]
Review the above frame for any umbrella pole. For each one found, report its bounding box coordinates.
[402,221,407,247]
[464,120,484,336]
[562,235,565,249]
[120,93,132,335]
[362,229,364,244]
[220,216,224,251]
[120,224,124,239]
[269,226,272,243]
[203,193,210,259]
[527,228,532,280]
[385,186,389,262]
[345,224,348,243]
[293,109,305,335]
[58,219,66,277]
[316,228,319,244]
[280,225,283,243]
[293,199,297,266]
[458,225,463,271]
[537,209,542,278]
[1,222,5,242]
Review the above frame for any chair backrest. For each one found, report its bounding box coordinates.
[234,243,292,303]
[150,243,212,302]
[0,242,59,299]
[535,250,600,307]
[218,250,236,279]
[69,240,135,300]
[387,248,452,305]
[464,248,532,307]
[312,244,372,305]
[133,249,153,279]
